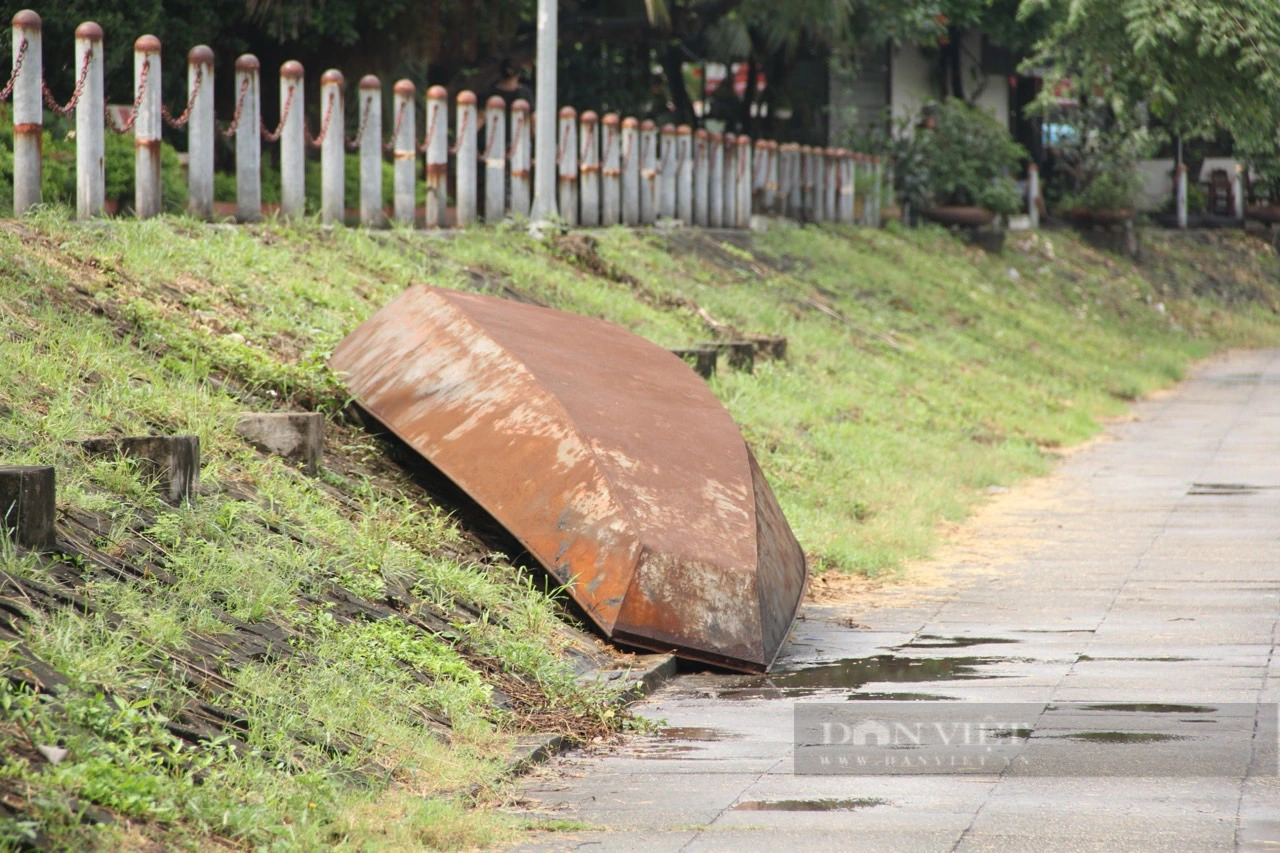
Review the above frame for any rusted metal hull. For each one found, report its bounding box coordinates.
[330,286,807,672]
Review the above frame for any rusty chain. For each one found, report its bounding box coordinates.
[737,145,748,179]
[622,130,634,169]
[217,74,252,138]
[556,119,569,166]
[481,113,500,162]
[579,121,595,164]
[505,113,524,160]
[448,108,469,155]
[345,94,374,150]
[754,146,768,184]
[306,89,336,148]
[601,125,615,166]
[105,56,151,134]
[0,37,27,103]
[260,81,294,141]
[162,67,204,129]
[417,103,440,153]
[42,44,93,116]
[383,98,408,152]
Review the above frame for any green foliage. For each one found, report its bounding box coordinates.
[1036,102,1155,213]
[919,98,1027,214]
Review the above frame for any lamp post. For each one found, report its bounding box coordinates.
[530,0,559,224]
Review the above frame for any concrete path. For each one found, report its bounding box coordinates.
[509,350,1280,852]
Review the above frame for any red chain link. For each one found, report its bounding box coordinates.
[0,37,27,103]
[449,108,469,155]
[418,102,440,153]
[384,98,408,152]
[306,89,336,148]
[505,113,524,160]
[738,146,748,179]
[556,119,569,166]
[218,74,252,138]
[106,56,152,134]
[579,121,595,163]
[481,113,500,161]
[754,147,768,184]
[601,125,615,165]
[162,67,204,129]
[346,94,374,150]
[260,81,294,141]
[622,130,634,169]
[42,44,94,116]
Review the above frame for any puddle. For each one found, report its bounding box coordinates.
[900,635,1021,649]
[716,655,1011,698]
[1077,656,1197,662]
[733,798,887,812]
[846,692,959,702]
[1188,483,1280,496]
[987,725,1034,740]
[658,727,734,741]
[1058,732,1189,743]
[1078,703,1216,714]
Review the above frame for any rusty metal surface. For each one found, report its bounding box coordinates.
[330,286,806,672]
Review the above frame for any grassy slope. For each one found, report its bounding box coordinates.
[0,211,1278,849]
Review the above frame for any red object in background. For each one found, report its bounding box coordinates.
[699,63,767,98]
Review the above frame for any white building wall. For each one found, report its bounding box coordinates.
[889,32,1011,131]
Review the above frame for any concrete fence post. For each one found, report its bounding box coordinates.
[621,117,640,226]
[134,36,163,220]
[185,46,214,220]
[557,106,578,226]
[789,145,803,220]
[1175,163,1188,230]
[1027,162,1039,230]
[856,153,870,225]
[659,125,677,220]
[530,0,558,223]
[778,144,792,218]
[233,54,260,222]
[872,156,884,227]
[579,110,600,226]
[842,151,856,223]
[803,146,818,222]
[639,120,657,226]
[814,148,828,222]
[425,85,449,227]
[484,95,507,223]
[676,125,693,224]
[825,149,838,223]
[278,61,304,219]
[693,129,709,227]
[357,76,383,227]
[709,132,724,228]
[736,135,751,228]
[11,11,41,215]
[1233,163,1246,222]
[75,22,105,220]
[320,69,345,225]
[755,139,771,215]
[601,113,621,226]
[391,80,416,226]
[456,91,479,227]
[509,99,531,219]
[723,133,737,229]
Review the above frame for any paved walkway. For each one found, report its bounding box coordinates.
[510,350,1280,852]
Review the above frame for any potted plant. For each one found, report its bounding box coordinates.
[913,99,1027,227]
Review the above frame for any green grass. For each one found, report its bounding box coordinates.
[1,208,1278,848]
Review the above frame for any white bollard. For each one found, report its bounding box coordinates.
[320,69,345,225]
[659,124,677,220]
[1233,163,1246,222]
[184,46,214,220]
[456,91,478,227]
[693,129,709,227]
[277,61,304,219]
[709,132,724,228]
[135,36,163,220]
[778,144,793,218]
[872,156,884,227]
[621,117,640,226]
[723,133,737,229]
[676,125,693,224]
[601,113,621,226]
[765,141,779,215]
[358,75,383,227]
[233,54,261,222]
[557,106,578,226]
[1027,162,1039,230]
[425,85,449,228]
[826,149,839,223]
[484,95,507,224]
[391,80,416,226]
[841,150,856,223]
[530,0,558,222]
[11,10,41,215]
[639,120,658,226]
[1176,163,1188,230]
[858,153,872,226]
[75,22,105,220]
[753,138,768,215]
[788,144,803,220]
[510,98,531,218]
[579,111,600,226]
[736,135,751,228]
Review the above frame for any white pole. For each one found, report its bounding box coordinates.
[456,90,478,227]
[320,69,345,225]
[1176,163,1188,230]
[234,54,261,222]
[484,95,507,223]
[135,36,163,220]
[357,75,383,227]
[723,133,737,228]
[601,113,621,226]
[392,80,416,226]
[579,110,600,226]
[510,98,531,218]
[737,135,751,228]
[709,132,724,227]
[12,10,41,215]
[1027,162,1039,230]
[425,85,449,227]
[279,60,305,220]
[557,106,578,226]
[676,124,693,224]
[621,117,640,226]
[639,120,657,225]
[659,124,677,220]
[693,129,709,227]
[76,22,105,220]
[530,0,558,223]
[1233,163,1246,222]
[186,46,215,220]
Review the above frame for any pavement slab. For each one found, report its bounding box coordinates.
[507,349,1280,851]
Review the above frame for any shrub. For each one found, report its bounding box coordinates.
[920,99,1027,215]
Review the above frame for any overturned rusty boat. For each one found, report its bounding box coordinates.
[330,286,807,672]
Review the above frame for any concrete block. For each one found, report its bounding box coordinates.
[235,412,324,475]
[0,466,56,551]
[670,347,718,380]
[83,435,200,505]
[717,341,755,373]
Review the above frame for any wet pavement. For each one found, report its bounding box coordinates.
[509,350,1280,852]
